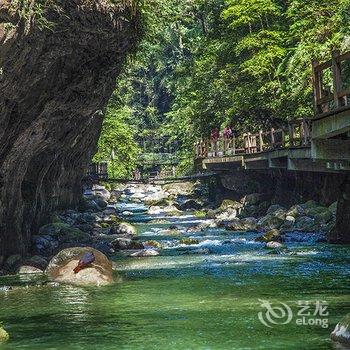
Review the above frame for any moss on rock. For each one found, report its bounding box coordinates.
[0,327,9,342]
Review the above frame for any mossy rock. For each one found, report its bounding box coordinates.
[59,227,92,244]
[0,327,9,342]
[256,229,281,243]
[194,210,207,218]
[219,199,241,211]
[39,223,70,237]
[100,222,111,228]
[144,240,163,249]
[179,238,200,245]
[257,214,284,230]
[331,313,350,346]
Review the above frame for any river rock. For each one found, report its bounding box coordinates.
[294,216,318,231]
[18,265,44,274]
[109,222,137,236]
[0,327,9,342]
[4,254,22,273]
[130,249,160,257]
[111,238,144,250]
[177,199,203,211]
[46,247,113,286]
[240,193,263,206]
[257,213,284,230]
[266,241,284,249]
[144,240,163,249]
[286,204,305,218]
[32,235,60,257]
[226,217,257,231]
[92,185,111,202]
[331,314,350,347]
[216,207,238,222]
[256,229,281,243]
[219,199,242,210]
[24,255,48,270]
[148,206,162,215]
[267,204,286,216]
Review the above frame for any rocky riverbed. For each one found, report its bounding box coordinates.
[0,180,349,349]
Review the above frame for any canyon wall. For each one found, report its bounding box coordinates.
[0,0,141,257]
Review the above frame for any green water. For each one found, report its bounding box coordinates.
[0,212,349,349]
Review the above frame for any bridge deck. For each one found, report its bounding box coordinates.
[196,50,350,174]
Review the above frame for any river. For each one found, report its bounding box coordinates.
[0,185,349,350]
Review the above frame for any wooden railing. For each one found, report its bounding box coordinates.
[86,162,108,180]
[195,119,311,159]
[312,50,350,116]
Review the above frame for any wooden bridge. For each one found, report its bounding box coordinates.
[195,50,350,174]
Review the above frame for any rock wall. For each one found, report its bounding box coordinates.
[0,0,141,258]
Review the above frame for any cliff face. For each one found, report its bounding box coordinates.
[0,0,140,257]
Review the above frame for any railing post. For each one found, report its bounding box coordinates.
[232,135,236,155]
[259,130,263,152]
[288,123,294,147]
[270,128,275,149]
[331,50,342,109]
[281,129,285,148]
[312,59,322,114]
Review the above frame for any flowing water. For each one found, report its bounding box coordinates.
[0,188,349,350]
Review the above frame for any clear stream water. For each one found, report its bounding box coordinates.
[0,192,349,350]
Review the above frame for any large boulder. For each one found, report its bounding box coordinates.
[257,214,284,230]
[46,247,113,286]
[331,314,350,347]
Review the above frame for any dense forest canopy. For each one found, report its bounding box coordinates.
[94,0,350,177]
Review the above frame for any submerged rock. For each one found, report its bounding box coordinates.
[130,249,160,257]
[331,314,350,347]
[46,247,113,286]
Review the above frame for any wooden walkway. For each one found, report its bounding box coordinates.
[195,50,350,174]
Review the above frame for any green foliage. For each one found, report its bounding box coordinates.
[98,0,350,175]
[94,106,140,179]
